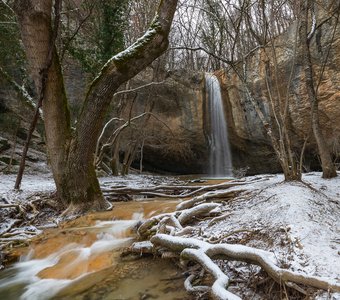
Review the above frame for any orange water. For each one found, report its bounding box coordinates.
[0,200,193,300]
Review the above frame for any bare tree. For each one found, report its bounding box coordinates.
[298,0,337,178]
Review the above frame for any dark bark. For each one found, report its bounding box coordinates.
[14,97,43,189]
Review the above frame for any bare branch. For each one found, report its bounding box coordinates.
[113,80,166,97]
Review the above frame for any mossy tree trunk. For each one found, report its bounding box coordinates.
[14,0,178,212]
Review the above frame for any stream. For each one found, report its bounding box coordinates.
[0,199,193,300]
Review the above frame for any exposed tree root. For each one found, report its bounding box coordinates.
[208,229,253,244]
[137,203,220,238]
[131,179,340,299]
[207,213,232,227]
[176,190,244,210]
[102,181,247,200]
[0,191,62,256]
[151,234,340,299]
[60,198,113,218]
[184,274,210,293]
[178,203,220,225]
[0,204,20,209]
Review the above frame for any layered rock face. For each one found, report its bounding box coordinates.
[217,17,340,174]
[109,68,209,174]
[0,64,209,175]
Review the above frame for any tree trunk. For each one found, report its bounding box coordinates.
[299,0,337,179]
[15,0,72,201]
[110,136,121,176]
[15,0,178,212]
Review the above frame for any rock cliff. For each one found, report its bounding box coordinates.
[107,68,209,174]
[218,16,340,174]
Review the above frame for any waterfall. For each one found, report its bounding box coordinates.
[206,73,233,177]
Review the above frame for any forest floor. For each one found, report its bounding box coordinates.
[0,171,339,299]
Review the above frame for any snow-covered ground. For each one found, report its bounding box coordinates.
[0,174,55,196]
[194,173,340,299]
[0,174,57,247]
[0,172,339,298]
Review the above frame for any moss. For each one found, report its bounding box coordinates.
[82,13,165,109]
[104,16,162,73]
[113,18,162,71]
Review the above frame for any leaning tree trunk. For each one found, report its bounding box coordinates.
[299,0,337,179]
[15,0,178,212]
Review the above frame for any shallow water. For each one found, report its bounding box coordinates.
[0,200,192,300]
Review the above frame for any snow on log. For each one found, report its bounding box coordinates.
[177,203,220,225]
[176,189,243,210]
[128,241,154,254]
[184,274,210,293]
[137,212,174,238]
[137,203,220,239]
[151,234,340,299]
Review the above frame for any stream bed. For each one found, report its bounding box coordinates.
[0,200,193,300]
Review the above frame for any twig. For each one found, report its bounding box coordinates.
[113,80,166,97]
[0,219,21,237]
[0,204,19,209]
[208,228,253,244]
[207,212,232,227]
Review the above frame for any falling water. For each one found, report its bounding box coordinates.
[206,73,233,177]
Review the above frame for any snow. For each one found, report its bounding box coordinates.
[0,174,55,196]
[150,173,339,298]
[0,174,56,237]
[1,171,339,298]
[111,26,158,62]
[99,174,182,190]
[177,202,220,224]
[190,172,340,298]
[130,240,153,252]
